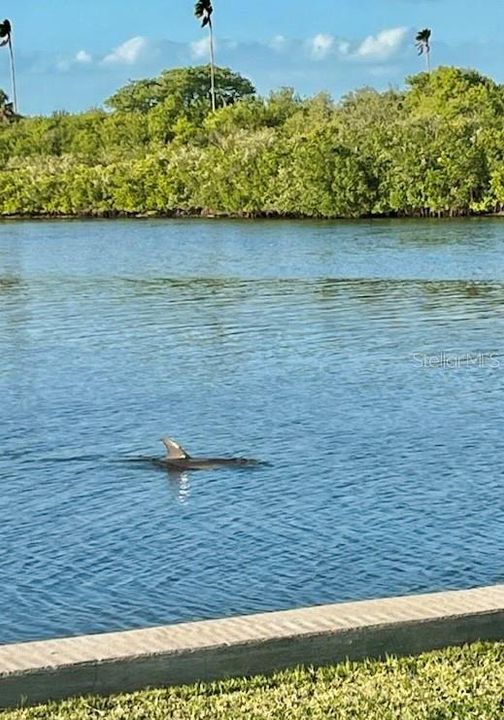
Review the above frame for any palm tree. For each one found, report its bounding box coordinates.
[0,88,15,123]
[415,28,432,73]
[194,1,216,111]
[0,19,17,113]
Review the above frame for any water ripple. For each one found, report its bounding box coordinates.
[0,219,503,644]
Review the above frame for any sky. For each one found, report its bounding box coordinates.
[2,0,504,115]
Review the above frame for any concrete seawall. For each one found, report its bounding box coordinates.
[1,584,503,710]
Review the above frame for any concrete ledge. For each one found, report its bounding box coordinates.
[1,584,503,709]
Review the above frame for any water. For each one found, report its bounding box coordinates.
[0,218,503,645]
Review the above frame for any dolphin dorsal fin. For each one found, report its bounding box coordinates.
[161,437,190,460]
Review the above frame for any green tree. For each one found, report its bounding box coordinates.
[195,129,280,215]
[104,79,162,114]
[0,63,502,219]
[490,165,504,211]
[0,88,16,125]
[405,67,504,122]
[106,66,255,121]
[194,1,216,112]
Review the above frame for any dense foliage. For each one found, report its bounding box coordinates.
[0,65,503,218]
[2,643,503,719]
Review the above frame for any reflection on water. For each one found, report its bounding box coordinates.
[0,218,503,645]
[0,276,24,292]
[166,473,191,505]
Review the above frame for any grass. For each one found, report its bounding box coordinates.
[1,642,503,720]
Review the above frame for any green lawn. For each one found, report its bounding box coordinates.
[2,642,503,720]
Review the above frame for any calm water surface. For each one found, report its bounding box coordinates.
[0,218,503,644]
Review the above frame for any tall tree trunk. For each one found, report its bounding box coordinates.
[8,37,17,113]
[209,21,216,112]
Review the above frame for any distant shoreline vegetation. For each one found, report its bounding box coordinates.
[0,65,503,220]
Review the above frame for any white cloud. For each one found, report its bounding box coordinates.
[356,27,408,61]
[308,33,334,60]
[190,37,211,59]
[17,26,504,117]
[75,50,92,64]
[102,36,148,65]
[53,27,410,80]
[269,35,287,52]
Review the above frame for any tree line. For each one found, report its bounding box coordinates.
[0,64,503,219]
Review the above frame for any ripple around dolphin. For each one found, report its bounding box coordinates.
[121,456,269,474]
[0,218,504,644]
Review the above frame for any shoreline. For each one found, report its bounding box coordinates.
[1,584,503,710]
[0,211,503,222]
[1,642,502,718]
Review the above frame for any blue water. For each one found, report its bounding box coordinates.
[0,218,503,645]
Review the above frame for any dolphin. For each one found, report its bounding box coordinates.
[158,436,259,471]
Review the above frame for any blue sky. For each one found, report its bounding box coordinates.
[2,0,504,115]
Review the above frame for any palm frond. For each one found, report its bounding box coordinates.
[415,28,431,54]
[415,28,431,42]
[0,19,11,37]
[194,0,213,26]
[0,19,11,47]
